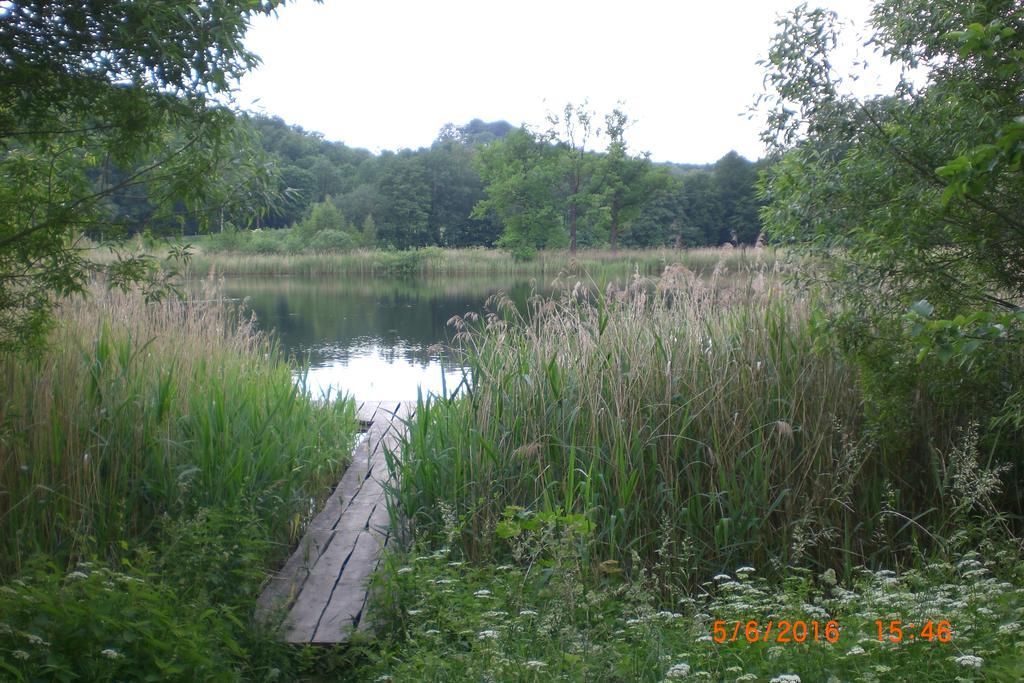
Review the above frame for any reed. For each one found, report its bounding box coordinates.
[390,262,879,585]
[0,280,356,576]
[176,245,781,279]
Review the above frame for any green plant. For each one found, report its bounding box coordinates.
[0,561,244,681]
[0,281,356,575]
[361,546,1024,681]
[389,263,880,585]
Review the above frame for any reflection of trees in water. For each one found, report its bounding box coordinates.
[313,342,464,371]
[212,275,551,366]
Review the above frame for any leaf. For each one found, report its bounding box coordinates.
[495,520,521,539]
[909,300,934,317]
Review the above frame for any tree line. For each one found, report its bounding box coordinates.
[126,109,766,255]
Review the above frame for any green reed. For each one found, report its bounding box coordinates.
[178,245,778,279]
[0,281,356,576]
[389,261,891,585]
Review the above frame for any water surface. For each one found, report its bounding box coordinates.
[216,275,550,401]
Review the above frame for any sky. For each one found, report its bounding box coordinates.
[237,0,890,164]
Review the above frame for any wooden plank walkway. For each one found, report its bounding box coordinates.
[256,400,413,643]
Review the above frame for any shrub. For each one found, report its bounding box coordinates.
[308,229,358,253]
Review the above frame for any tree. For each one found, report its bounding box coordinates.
[711,151,761,245]
[424,140,499,247]
[593,109,665,252]
[0,1,290,349]
[758,1,1024,448]
[760,0,1023,340]
[545,103,600,253]
[473,128,567,252]
[373,151,431,249]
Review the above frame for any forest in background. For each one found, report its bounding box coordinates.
[107,111,765,254]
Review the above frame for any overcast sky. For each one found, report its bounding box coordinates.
[237,0,889,164]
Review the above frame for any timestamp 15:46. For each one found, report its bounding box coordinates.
[875,620,952,643]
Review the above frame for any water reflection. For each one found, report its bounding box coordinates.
[214,275,547,401]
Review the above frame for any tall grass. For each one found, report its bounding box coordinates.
[179,245,780,279]
[0,280,356,576]
[390,263,922,585]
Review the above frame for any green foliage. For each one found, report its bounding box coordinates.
[758,0,1024,478]
[309,229,359,253]
[0,281,359,679]
[360,545,1024,681]
[389,264,900,584]
[474,128,568,250]
[361,213,378,248]
[0,1,287,350]
[592,109,668,251]
[0,561,246,681]
[0,283,356,575]
[299,199,347,237]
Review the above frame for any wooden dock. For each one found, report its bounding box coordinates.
[256,400,413,643]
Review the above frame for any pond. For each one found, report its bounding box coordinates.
[215,275,554,401]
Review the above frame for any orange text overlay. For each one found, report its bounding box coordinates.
[711,619,954,644]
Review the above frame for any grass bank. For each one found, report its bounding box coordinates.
[0,282,356,678]
[107,238,783,279]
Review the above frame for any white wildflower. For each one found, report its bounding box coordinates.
[954,655,984,669]
[396,567,413,575]
[847,646,865,656]
[474,589,492,598]
[375,676,393,682]
[424,629,440,635]
[525,660,546,670]
[24,633,48,646]
[100,648,123,660]
[519,609,538,617]
[713,574,732,582]
[447,561,464,567]
[736,566,756,575]
[66,571,88,580]
[736,676,758,682]
[478,629,499,640]
[767,646,784,660]
[12,650,29,660]
[407,609,423,616]
[695,634,713,643]
[770,675,801,683]
[998,622,1021,634]
[665,662,691,678]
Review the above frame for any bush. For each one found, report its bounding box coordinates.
[308,229,358,253]
[244,229,285,255]
[0,561,245,681]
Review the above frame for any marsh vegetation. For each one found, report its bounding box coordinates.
[2,0,1023,680]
